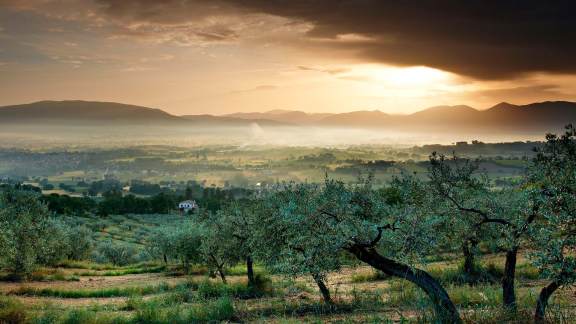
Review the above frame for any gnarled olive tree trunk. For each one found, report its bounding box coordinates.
[312,273,332,304]
[312,274,333,304]
[535,280,561,323]
[347,245,462,324]
[502,247,518,311]
[217,267,227,284]
[246,255,255,287]
[462,238,478,279]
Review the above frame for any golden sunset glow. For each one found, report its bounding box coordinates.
[359,66,451,87]
[0,1,575,115]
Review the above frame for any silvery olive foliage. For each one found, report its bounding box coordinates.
[147,226,175,262]
[255,175,449,281]
[198,204,249,282]
[427,152,540,311]
[255,175,462,321]
[527,126,576,321]
[428,153,535,252]
[202,200,256,265]
[65,225,94,261]
[0,189,65,278]
[148,221,202,271]
[530,126,576,282]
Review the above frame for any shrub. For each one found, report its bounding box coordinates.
[189,297,235,322]
[94,241,136,266]
[66,226,94,261]
[351,270,389,283]
[196,275,272,300]
[0,296,27,324]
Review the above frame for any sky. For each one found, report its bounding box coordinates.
[1,0,576,116]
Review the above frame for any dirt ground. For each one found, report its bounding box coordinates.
[1,263,575,323]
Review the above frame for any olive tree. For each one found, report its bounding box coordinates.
[254,185,342,303]
[0,189,64,279]
[95,240,137,266]
[36,218,70,266]
[65,225,94,261]
[428,153,538,311]
[199,201,257,285]
[528,125,576,323]
[257,176,461,322]
[198,215,238,284]
[428,155,495,278]
[148,226,176,264]
[169,223,203,273]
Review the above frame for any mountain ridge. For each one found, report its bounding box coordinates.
[1,100,575,133]
[0,100,285,127]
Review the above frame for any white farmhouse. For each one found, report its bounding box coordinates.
[178,200,197,213]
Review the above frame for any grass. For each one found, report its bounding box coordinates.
[351,270,389,283]
[425,259,541,286]
[4,250,574,324]
[0,296,27,324]
[73,265,166,277]
[133,296,235,323]
[132,297,234,323]
[9,275,272,300]
[196,274,274,299]
[31,297,235,324]
[236,287,390,321]
[224,263,267,276]
[58,260,161,271]
[11,281,191,298]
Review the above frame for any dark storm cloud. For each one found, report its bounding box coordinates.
[212,0,576,79]
[4,0,576,79]
[93,0,237,24]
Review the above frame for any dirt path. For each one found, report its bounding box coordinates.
[0,272,190,294]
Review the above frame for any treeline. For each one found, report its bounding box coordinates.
[40,186,252,216]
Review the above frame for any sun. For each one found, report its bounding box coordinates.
[356,65,452,86]
[385,66,450,86]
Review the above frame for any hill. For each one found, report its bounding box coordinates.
[180,114,289,127]
[0,101,184,125]
[318,110,390,127]
[0,101,284,127]
[314,101,576,132]
[1,100,575,134]
[225,110,332,124]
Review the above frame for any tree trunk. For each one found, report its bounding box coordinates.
[312,273,332,304]
[462,239,476,278]
[535,280,561,323]
[183,257,190,274]
[347,245,461,324]
[502,247,518,311]
[246,255,255,287]
[217,267,227,284]
[163,254,168,264]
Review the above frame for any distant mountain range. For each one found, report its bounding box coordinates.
[1,100,575,133]
[225,110,332,124]
[0,101,282,127]
[226,101,576,132]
